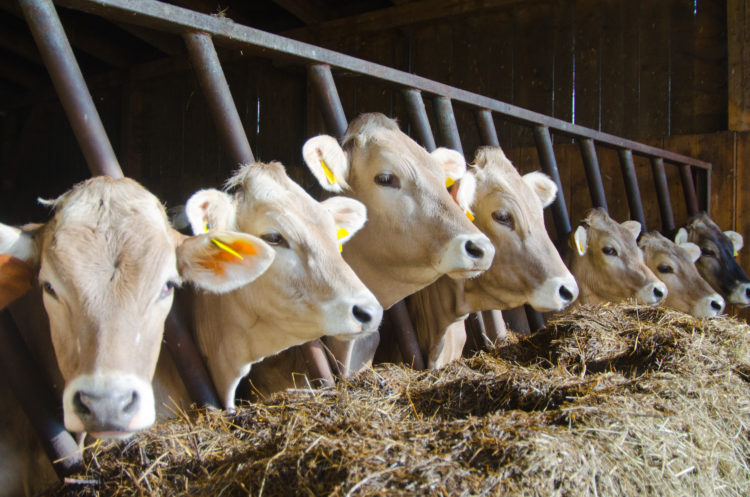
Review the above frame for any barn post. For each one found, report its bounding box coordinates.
[578,138,609,211]
[617,149,647,228]
[474,109,531,336]
[680,164,701,216]
[650,157,676,234]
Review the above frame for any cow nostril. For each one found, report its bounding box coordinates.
[711,300,722,311]
[464,240,484,259]
[653,287,664,299]
[122,391,139,415]
[73,392,91,416]
[559,285,574,302]
[746,287,750,299]
[352,305,372,324]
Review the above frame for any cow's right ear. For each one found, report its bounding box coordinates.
[185,189,236,235]
[572,225,588,256]
[678,242,701,263]
[0,223,40,309]
[431,148,466,186]
[177,231,275,294]
[674,227,689,245]
[0,223,39,266]
[724,230,743,255]
[303,135,350,193]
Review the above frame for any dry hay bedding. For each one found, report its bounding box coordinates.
[49,303,750,497]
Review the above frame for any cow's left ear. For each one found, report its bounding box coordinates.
[303,135,350,193]
[177,231,275,293]
[0,223,39,266]
[320,197,367,246]
[523,171,557,208]
[724,230,743,255]
[185,189,236,235]
[621,220,642,240]
[572,225,588,256]
[674,227,689,245]
[678,242,701,263]
[454,172,477,220]
[431,148,466,187]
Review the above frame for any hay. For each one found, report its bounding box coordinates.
[48,303,750,496]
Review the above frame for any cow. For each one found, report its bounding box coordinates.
[568,208,667,306]
[395,146,579,368]
[181,161,383,409]
[638,231,724,317]
[0,176,276,496]
[675,212,750,307]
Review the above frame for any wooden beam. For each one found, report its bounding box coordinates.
[270,0,329,25]
[283,0,529,42]
[115,22,184,56]
[728,0,750,130]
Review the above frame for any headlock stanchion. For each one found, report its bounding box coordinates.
[680,164,701,216]
[618,149,647,229]
[578,138,609,212]
[650,157,676,234]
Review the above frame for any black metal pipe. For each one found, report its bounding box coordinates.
[402,89,437,151]
[433,96,463,154]
[388,300,425,370]
[533,125,571,240]
[578,138,608,211]
[0,310,82,479]
[475,109,500,147]
[183,31,254,166]
[680,164,700,216]
[617,149,647,228]
[525,304,546,332]
[19,0,122,178]
[300,338,336,385]
[650,157,675,234]
[308,64,348,139]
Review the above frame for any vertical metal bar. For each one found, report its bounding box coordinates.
[475,109,500,147]
[650,157,675,234]
[501,306,531,334]
[19,0,122,178]
[433,96,463,154]
[525,304,546,331]
[402,89,437,151]
[308,64,348,139]
[183,32,254,165]
[0,310,82,478]
[578,138,608,211]
[533,125,571,238]
[617,149,647,228]
[387,300,425,370]
[680,164,700,216]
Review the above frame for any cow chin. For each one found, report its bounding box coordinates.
[446,268,485,280]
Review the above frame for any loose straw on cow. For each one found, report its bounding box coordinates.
[48,303,750,496]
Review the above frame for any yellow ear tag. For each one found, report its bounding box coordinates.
[202,221,210,233]
[465,210,475,222]
[734,248,739,257]
[569,231,584,256]
[336,226,349,253]
[211,238,244,260]
[320,159,337,185]
[446,177,455,188]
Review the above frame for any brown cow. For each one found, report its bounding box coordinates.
[568,208,666,306]
[639,231,724,317]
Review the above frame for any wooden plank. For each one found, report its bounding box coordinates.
[553,0,574,125]
[693,0,728,134]
[735,131,750,321]
[669,0,698,135]
[638,0,671,138]
[599,0,626,136]
[573,0,602,131]
[728,0,750,130]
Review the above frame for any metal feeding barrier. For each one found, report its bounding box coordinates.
[4,0,711,478]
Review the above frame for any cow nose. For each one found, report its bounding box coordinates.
[653,286,664,300]
[73,389,140,431]
[746,286,750,299]
[559,285,575,303]
[464,240,485,259]
[710,299,723,311]
[352,305,373,324]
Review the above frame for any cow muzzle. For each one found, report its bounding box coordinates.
[692,294,725,318]
[728,282,750,307]
[63,373,155,438]
[324,292,384,339]
[637,281,668,306]
[438,234,495,279]
[529,275,580,312]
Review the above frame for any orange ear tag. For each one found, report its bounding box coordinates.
[211,238,244,260]
[336,226,349,253]
[320,159,337,185]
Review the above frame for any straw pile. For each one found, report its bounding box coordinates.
[49,303,750,496]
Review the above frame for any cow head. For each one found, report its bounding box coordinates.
[0,177,275,437]
[570,208,666,305]
[639,231,724,317]
[302,113,495,308]
[185,162,383,407]
[676,213,750,307]
[458,147,578,311]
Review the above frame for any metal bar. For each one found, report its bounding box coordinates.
[617,149,647,228]
[19,0,122,178]
[163,307,219,408]
[183,31,254,166]
[433,96,463,154]
[0,310,82,478]
[578,138,608,211]
[402,88,437,151]
[308,64,348,139]
[501,306,530,334]
[300,338,336,385]
[56,0,710,170]
[533,125,571,239]
[525,304,546,332]
[680,164,700,216]
[650,157,675,234]
[388,300,425,370]
[475,108,500,147]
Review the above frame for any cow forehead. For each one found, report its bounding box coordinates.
[640,234,688,263]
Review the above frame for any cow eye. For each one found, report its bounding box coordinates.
[701,248,716,257]
[492,210,515,229]
[657,264,673,274]
[159,281,178,300]
[42,281,57,299]
[261,232,289,248]
[374,173,400,189]
[601,246,618,256]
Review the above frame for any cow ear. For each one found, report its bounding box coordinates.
[674,227,689,245]
[454,172,477,219]
[431,148,466,187]
[185,189,236,235]
[573,225,588,256]
[303,135,350,193]
[523,171,557,208]
[621,220,642,240]
[0,223,39,266]
[320,197,366,246]
[724,230,743,255]
[678,242,701,263]
[177,231,275,294]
